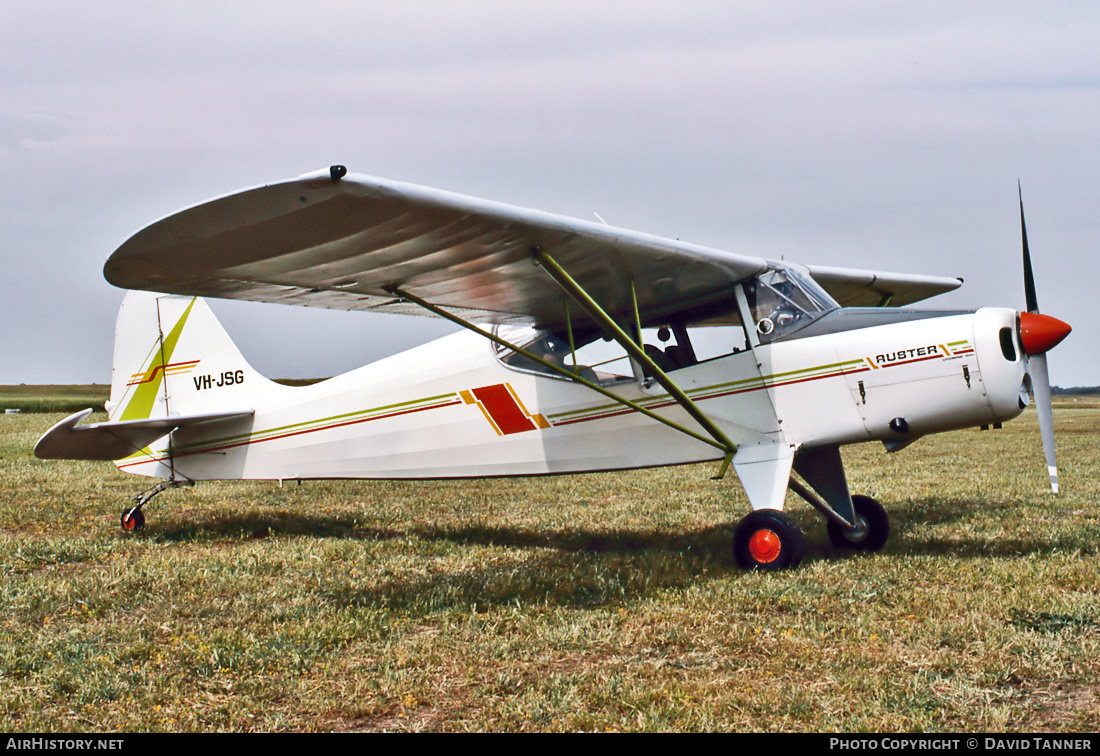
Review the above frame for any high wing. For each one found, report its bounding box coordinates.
[104,168,961,329]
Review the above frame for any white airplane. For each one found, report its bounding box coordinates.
[35,167,1072,570]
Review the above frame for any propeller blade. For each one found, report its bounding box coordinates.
[1019,182,1039,313]
[1017,185,1066,494]
[1029,353,1059,494]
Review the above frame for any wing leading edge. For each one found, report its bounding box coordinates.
[104,169,962,330]
[806,264,962,308]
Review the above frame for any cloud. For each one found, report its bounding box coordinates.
[0,2,1096,385]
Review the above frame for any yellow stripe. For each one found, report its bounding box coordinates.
[474,403,503,435]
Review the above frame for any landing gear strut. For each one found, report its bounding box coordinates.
[119,479,192,532]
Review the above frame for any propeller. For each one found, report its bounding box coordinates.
[1017,184,1071,493]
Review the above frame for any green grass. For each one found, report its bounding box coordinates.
[0,396,1097,731]
[0,385,109,414]
[0,381,323,414]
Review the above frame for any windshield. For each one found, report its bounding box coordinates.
[742,264,838,344]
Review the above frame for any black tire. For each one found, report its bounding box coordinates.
[120,507,145,532]
[826,495,888,552]
[733,509,805,571]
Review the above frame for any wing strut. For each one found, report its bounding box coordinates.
[388,286,735,470]
[529,247,738,470]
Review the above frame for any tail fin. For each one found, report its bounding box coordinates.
[108,291,286,421]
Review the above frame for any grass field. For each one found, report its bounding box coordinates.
[0,385,110,414]
[1,395,1097,732]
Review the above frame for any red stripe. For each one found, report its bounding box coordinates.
[876,353,945,369]
[127,360,201,386]
[471,384,537,435]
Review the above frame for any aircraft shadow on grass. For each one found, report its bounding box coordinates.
[139,491,1088,609]
[152,508,741,559]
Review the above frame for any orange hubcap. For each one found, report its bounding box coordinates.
[748,529,782,564]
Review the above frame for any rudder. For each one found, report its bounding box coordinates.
[107,291,285,421]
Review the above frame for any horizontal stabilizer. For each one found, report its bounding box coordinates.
[34,408,254,461]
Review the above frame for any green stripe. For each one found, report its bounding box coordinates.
[165,392,461,455]
[548,359,865,421]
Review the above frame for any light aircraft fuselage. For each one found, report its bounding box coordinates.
[110,294,1027,516]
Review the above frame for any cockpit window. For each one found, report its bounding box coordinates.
[742,264,838,344]
[494,318,751,384]
[494,325,634,384]
[493,264,838,383]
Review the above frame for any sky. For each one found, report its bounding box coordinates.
[2,1,1097,387]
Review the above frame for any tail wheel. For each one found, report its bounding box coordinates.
[733,510,805,571]
[826,495,889,552]
[120,507,145,532]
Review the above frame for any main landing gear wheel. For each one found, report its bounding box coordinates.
[120,507,145,532]
[826,495,889,552]
[733,509,805,571]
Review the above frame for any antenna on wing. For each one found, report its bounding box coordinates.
[593,213,609,226]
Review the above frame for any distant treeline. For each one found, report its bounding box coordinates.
[1,382,1096,413]
[1,380,329,413]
